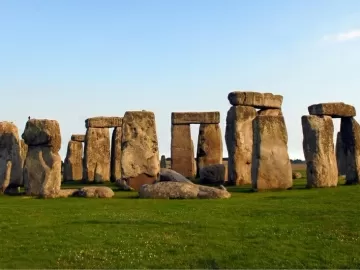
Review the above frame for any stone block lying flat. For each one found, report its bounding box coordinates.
[308,102,356,118]
[85,117,122,128]
[172,112,220,125]
[71,134,85,142]
[228,91,283,109]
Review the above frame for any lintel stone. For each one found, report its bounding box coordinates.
[171,112,220,125]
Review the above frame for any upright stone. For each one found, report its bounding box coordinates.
[225,106,256,185]
[302,115,338,187]
[83,128,110,182]
[63,140,83,181]
[110,127,122,182]
[196,123,223,174]
[171,124,195,178]
[252,116,292,190]
[335,132,346,176]
[340,117,360,184]
[22,119,62,197]
[20,139,28,168]
[121,111,160,190]
[0,122,22,192]
[160,155,167,168]
[191,139,196,178]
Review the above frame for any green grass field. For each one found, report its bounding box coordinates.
[1,168,360,269]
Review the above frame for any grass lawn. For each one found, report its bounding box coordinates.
[1,172,360,269]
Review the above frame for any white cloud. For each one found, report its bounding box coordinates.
[323,29,360,42]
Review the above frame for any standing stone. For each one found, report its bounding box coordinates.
[83,128,110,182]
[110,127,122,182]
[196,123,223,175]
[302,115,338,187]
[252,116,292,190]
[171,124,195,178]
[22,119,62,197]
[0,122,22,192]
[225,106,256,185]
[20,139,28,168]
[160,155,167,168]
[335,132,347,176]
[121,111,160,190]
[63,140,83,181]
[340,117,360,184]
[191,139,196,178]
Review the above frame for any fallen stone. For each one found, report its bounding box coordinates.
[199,164,226,185]
[252,115,292,190]
[302,115,338,187]
[292,171,302,179]
[85,117,122,128]
[172,112,220,125]
[196,123,223,173]
[22,119,61,152]
[171,124,195,178]
[159,168,193,183]
[228,91,283,109]
[121,111,160,190]
[75,186,114,198]
[71,134,85,142]
[138,181,231,199]
[110,127,122,182]
[23,146,62,198]
[63,140,83,181]
[115,179,134,191]
[83,127,110,182]
[0,122,22,192]
[335,132,347,176]
[225,105,256,185]
[340,117,360,184]
[308,102,356,118]
[57,189,78,198]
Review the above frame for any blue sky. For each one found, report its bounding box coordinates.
[1,0,360,159]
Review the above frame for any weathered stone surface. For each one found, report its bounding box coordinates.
[138,181,231,199]
[57,189,78,198]
[340,117,360,184]
[228,91,283,109]
[75,186,114,198]
[63,141,83,181]
[83,128,110,182]
[199,164,226,185]
[336,132,347,176]
[171,124,195,178]
[172,112,220,125]
[20,139,28,168]
[85,117,122,128]
[252,116,292,190]
[115,179,134,191]
[159,168,193,183]
[302,115,338,187]
[308,102,356,118]
[160,155,167,168]
[0,122,22,192]
[257,109,283,116]
[110,127,122,182]
[191,139,196,178]
[22,119,61,152]
[225,105,256,185]
[121,111,160,190]
[23,146,62,198]
[71,134,85,142]
[196,123,223,174]
[292,171,302,179]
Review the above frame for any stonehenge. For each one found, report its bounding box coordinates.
[225,91,292,190]
[171,112,222,178]
[0,122,22,193]
[22,119,62,198]
[83,117,122,182]
[121,111,160,190]
[302,102,359,187]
